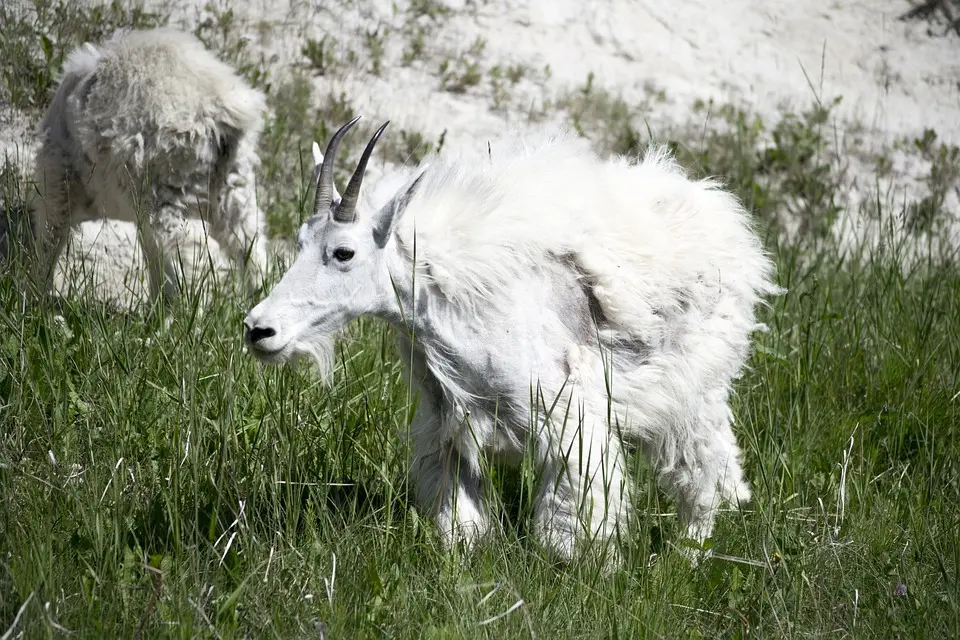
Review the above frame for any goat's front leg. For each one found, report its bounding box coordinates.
[141,201,193,304]
[29,209,70,299]
[409,395,492,550]
[532,405,630,566]
[415,440,493,551]
[400,337,494,551]
[207,162,269,295]
[142,198,228,326]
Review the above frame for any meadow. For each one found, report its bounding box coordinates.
[1,1,959,637]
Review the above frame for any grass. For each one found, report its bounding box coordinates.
[2,177,958,637]
[1,1,959,638]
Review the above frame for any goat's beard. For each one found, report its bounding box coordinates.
[300,333,337,384]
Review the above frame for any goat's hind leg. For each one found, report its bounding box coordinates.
[27,178,73,300]
[656,394,751,557]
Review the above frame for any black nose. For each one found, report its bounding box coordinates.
[247,325,276,344]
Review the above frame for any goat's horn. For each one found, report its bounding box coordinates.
[315,115,361,216]
[335,120,390,223]
[312,142,342,204]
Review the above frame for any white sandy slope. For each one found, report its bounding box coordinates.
[3,0,959,308]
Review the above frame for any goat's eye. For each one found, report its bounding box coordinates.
[333,247,355,262]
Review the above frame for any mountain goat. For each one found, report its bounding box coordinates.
[243,117,782,563]
[30,27,269,304]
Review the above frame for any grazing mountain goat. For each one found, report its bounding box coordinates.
[30,27,268,303]
[243,118,782,562]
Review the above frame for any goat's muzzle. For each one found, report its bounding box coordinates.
[243,314,287,362]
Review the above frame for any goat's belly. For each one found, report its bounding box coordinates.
[445,396,527,468]
[88,188,139,224]
[481,420,526,468]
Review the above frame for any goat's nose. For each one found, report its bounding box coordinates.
[246,324,276,344]
[243,315,277,345]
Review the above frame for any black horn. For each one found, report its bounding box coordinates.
[335,121,390,223]
[314,115,362,216]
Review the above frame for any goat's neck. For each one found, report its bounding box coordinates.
[376,243,442,340]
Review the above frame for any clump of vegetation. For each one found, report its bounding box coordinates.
[363,26,389,77]
[556,72,644,157]
[439,36,486,94]
[400,24,427,66]
[902,128,960,234]
[193,1,271,89]
[301,35,337,76]
[489,63,527,112]
[559,79,847,244]
[675,98,845,243]
[380,128,447,166]
[407,0,452,22]
[399,0,457,68]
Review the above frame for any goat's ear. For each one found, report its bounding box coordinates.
[373,168,427,248]
[311,140,343,207]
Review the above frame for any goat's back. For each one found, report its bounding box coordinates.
[88,28,264,136]
[394,129,779,328]
[39,27,267,205]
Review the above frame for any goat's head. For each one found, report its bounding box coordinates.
[242,116,422,377]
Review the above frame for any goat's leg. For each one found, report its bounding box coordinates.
[681,400,751,545]
[208,171,269,295]
[30,214,70,298]
[532,406,629,564]
[656,391,751,553]
[411,420,493,550]
[415,439,494,551]
[138,222,177,304]
[408,394,492,550]
[142,200,213,307]
[28,182,72,299]
[399,337,494,550]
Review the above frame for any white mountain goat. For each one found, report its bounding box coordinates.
[30,27,269,304]
[243,118,782,562]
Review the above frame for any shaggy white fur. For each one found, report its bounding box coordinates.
[244,122,782,563]
[29,27,269,305]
